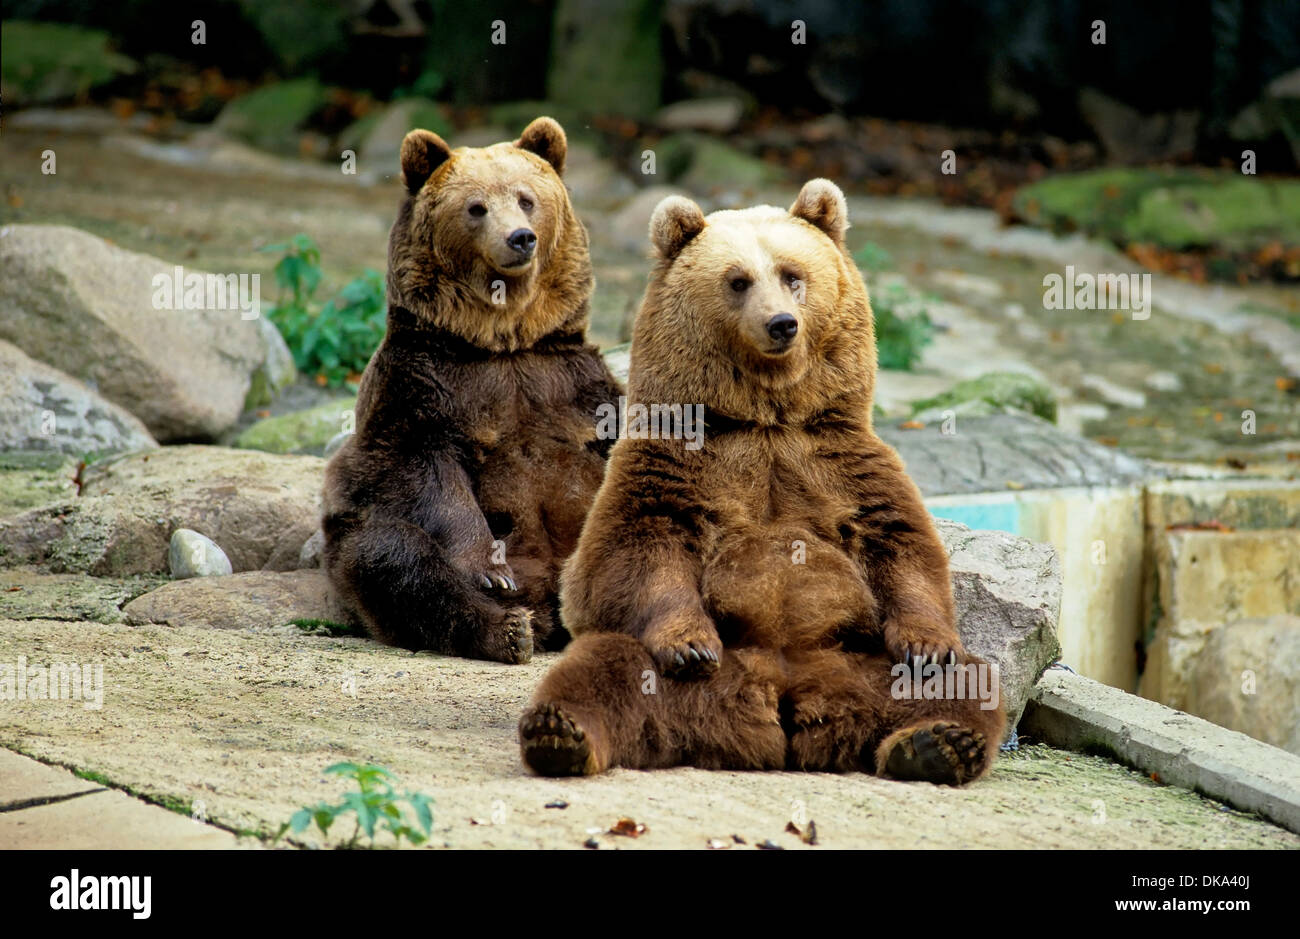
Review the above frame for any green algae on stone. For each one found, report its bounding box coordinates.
[910,371,1058,423]
[0,454,78,516]
[234,398,357,455]
[215,78,330,154]
[0,570,166,624]
[1014,168,1300,254]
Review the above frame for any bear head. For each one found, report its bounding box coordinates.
[631,179,876,426]
[387,117,592,352]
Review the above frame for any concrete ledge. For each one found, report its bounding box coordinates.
[1021,669,1300,834]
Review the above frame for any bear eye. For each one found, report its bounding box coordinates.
[468,203,487,218]
[519,196,534,212]
[730,277,751,293]
[784,272,803,288]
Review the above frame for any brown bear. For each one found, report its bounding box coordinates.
[519,179,1005,784]
[323,117,621,663]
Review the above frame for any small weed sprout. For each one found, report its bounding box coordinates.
[278,762,434,849]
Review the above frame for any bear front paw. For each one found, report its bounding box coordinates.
[884,619,963,667]
[644,619,722,681]
[473,565,518,594]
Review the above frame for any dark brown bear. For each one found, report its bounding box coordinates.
[519,180,1005,783]
[323,118,621,663]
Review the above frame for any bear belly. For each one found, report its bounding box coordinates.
[700,525,876,651]
[476,424,607,589]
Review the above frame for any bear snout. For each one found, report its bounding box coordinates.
[507,228,538,258]
[766,312,799,344]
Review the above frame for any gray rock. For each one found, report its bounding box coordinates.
[357,98,452,179]
[877,413,1157,498]
[123,569,352,630]
[0,339,157,456]
[654,97,745,133]
[936,517,1063,738]
[168,529,233,579]
[298,529,325,569]
[0,224,290,441]
[0,445,324,576]
[1077,87,1198,164]
[608,186,691,253]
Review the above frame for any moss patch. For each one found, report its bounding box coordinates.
[1014,168,1300,255]
[910,371,1058,423]
[233,397,356,455]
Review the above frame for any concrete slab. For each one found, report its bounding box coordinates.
[0,748,103,806]
[1021,668,1300,834]
[0,786,244,849]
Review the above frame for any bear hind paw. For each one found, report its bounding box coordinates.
[519,703,598,776]
[876,722,988,786]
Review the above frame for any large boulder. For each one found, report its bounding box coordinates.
[0,225,294,441]
[936,517,1063,736]
[0,339,157,456]
[123,569,350,630]
[0,446,324,576]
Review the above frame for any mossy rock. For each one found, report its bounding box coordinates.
[0,21,137,106]
[1120,179,1300,251]
[1013,168,1300,254]
[656,133,783,194]
[910,372,1058,423]
[215,78,330,153]
[0,453,78,517]
[234,398,357,455]
[547,0,663,119]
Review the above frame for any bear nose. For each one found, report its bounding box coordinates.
[507,228,537,256]
[766,313,799,342]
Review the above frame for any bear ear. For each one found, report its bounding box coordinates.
[790,178,849,246]
[515,116,567,175]
[649,195,706,259]
[400,129,452,193]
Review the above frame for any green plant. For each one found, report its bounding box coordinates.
[261,235,387,388]
[870,283,936,371]
[278,762,434,849]
[852,241,893,273]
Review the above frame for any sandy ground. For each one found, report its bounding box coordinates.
[1,618,1294,850]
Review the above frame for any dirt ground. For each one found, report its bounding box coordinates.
[1,618,1294,850]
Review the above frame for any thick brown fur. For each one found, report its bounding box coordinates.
[521,179,1005,780]
[323,118,621,662]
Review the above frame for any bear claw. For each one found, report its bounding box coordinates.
[654,641,720,680]
[519,703,594,776]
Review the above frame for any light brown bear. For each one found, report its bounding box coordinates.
[519,180,1005,784]
[323,118,621,663]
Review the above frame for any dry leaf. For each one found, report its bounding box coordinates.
[609,817,647,837]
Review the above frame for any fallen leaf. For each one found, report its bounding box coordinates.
[608,817,647,837]
[756,839,784,850]
[544,800,568,810]
[897,420,925,430]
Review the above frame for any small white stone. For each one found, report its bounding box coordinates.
[169,529,232,579]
